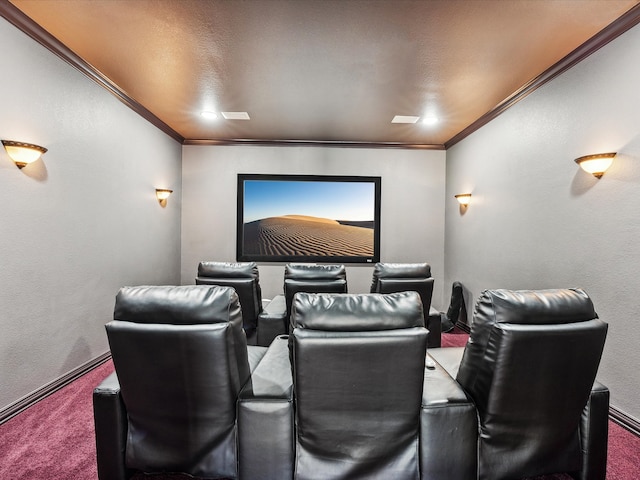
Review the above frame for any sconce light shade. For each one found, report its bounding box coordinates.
[574,152,616,178]
[2,140,47,169]
[155,188,173,204]
[455,193,472,206]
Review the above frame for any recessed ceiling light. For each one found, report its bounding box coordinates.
[422,115,439,126]
[200,111,218,119]
[221,112,250,120]
[391,115,420,124]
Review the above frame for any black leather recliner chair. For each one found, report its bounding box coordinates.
[238,291,478,480]
[93,285,267,480]
[256,263,348,346]
[370,262,442,347]
[430,288,609,480]
[195,261,263,333]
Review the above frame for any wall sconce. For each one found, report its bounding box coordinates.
[574,152,616,179]
[455,193,472,206]
[155,188,173,206]
[2,140,47,169]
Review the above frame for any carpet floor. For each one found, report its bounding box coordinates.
[1,329,638,479]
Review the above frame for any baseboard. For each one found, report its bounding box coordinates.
[3,349,640,441]
[0,351,112,425]
[609,405,640,437]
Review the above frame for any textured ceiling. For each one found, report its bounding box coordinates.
[6,0,640,147]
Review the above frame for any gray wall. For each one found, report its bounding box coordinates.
[0,19,182,411]
[445,24,640,420]
[4,9,639,424]
[181,145,446,304]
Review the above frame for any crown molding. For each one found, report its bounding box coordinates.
[0,1,184,144]
[184,138,445,150]
[3,0,639,150]
[445,3,640,149]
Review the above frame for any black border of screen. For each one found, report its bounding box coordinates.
[236,173,381,263]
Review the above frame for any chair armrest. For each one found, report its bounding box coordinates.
[428,347,465,378]
[238,335,294,480]
[93,371,132,480]
[578,381,609,480]
[247,345,268,372]
[420,354,478,480]
[427,306,442,348]
[257,294,287,347]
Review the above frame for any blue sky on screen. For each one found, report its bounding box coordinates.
[243,180,375,223]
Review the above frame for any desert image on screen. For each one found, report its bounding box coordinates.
[242,180,376,257]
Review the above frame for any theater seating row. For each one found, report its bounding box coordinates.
[93,284,609,480]
[195,261,442,348]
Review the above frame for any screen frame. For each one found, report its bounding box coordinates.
[236,173,381,263]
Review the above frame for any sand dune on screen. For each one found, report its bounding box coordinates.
[243,215,374,257]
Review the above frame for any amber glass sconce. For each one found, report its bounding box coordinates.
[155,188,173,206]
[2,140,47,169]
[574,152,616,179]
[454,193,472,206]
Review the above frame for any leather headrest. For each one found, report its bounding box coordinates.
[476,288,597,325]
[197,261,258,279]
[372,262,432,279]
[113,285,239,325]
[378,278,433,289]
[285,263,346,281]
[292,291,424,331]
